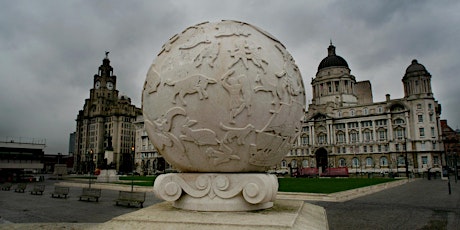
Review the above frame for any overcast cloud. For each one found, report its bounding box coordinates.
[1,0,459,155]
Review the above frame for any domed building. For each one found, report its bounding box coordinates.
[280,43,444,177]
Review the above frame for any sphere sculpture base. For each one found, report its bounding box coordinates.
[154,173,278,211]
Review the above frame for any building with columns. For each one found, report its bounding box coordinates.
[74,54,141,174]
[281,43,444,176]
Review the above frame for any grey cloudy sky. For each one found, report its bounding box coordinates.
[1,0,459,155]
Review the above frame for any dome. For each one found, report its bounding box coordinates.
[403,59,430,79]
[405,59,427,73]
[317,44,349,71]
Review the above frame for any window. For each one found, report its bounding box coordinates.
[431,127,435,137]
[417,104,422,109]
[348,122,358,129]
[433,142,436,150]
[421,156,428,165]
[396,144,400,151]
[419,128,425,137]
[318,133,327,144]
[398,156,405,166]
[342,147,346,153]
[302,126,308,133]
[302,160,309,168]
[380,157,388,166]
[363,108,368,115]
[301,135,308,146]
[291,159,297,168]
[363,130,373,142]
[362,121,372,127]
[378,129,387,141]
[377,107,383,113]
[428,103,432,109]
[429,114,434,122]
[366,157,373,167]
[395,128,406,140]
[281,160,287,168]
[394,119,405,125]
[351,110,355,116]
[370,146,373,152]
[418,115,423,122]
[421,143,426,150]
[339,158,346,167]
[352,158,360,167]
[350,132,359,143]
[375,119,387,126]
[336,132,345,143]
[338,111,342,117]
[363,146,367,153]
[433,156,439,165]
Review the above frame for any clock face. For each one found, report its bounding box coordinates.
[95,81,101,89]
[107,82,114,90]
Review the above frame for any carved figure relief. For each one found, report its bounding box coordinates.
[142,20,306,172]
[164,73,217,105]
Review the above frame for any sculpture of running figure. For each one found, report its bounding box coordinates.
[221,70,248,124]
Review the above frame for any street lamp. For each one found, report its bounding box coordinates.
[404,138,409,178]
[89,149,93,189]
[131,146,135,192]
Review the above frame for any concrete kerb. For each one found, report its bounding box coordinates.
[276,178,412,202]
[57,177,411,202]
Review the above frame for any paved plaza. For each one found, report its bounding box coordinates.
[0,177,459,229]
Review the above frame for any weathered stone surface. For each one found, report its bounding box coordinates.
[90,200,328,230]
[142,20,306,173]
[154,173,278,211]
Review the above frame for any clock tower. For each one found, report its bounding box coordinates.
[75,53,141,174]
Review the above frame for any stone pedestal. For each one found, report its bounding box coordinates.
[154,173,278,211]
[96,169,118,183]
[92,199,328,230]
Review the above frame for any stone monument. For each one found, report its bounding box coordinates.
[142,20,306,211]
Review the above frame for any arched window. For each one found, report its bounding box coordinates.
[352,157,360,167]
[338,158,346,167]
[380,157,388,167]
[291,159,297,168]
[349,131,359,143]
[281,160,287,168]
[366,157,373,167]
[302,160,309,168]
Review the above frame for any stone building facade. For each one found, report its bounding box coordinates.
[280,43,444,176]
[74,54,141,174]
[133,115,172,175]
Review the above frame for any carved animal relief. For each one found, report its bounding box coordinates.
[142,20,306,172]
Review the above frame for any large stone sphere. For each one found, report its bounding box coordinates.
[142,20,305,172]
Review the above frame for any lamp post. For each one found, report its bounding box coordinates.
[405,138,409,178]
[89,149,93,189]
[131,146,135,192]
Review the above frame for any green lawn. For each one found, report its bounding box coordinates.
[278,177,397,194]
[68,175,397,194]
